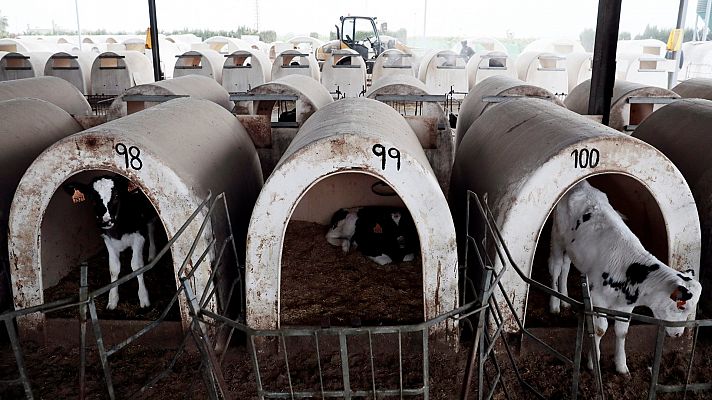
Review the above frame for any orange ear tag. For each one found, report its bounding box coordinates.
[72,189,86,204]
[373,224,382,234]
[677,300,686,310]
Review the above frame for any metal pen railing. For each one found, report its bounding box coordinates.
[462,190,712,400]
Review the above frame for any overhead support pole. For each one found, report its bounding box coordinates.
[669,0,689,87]
[588,0,622,125]
[148,0,163,81]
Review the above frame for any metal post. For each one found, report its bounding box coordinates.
[588,0,622,125]
[74,0,82,51]
[147,0,163,81]
[669,0,689,88]
[423,0,427,38]
[705,0,712,40]
[79,263,88,400]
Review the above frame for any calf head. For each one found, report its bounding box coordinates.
[650,269,702,337]
[64,176,138,230]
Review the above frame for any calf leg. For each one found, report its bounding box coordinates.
[613,320,630,374]
[548,232,565,314]
[147,220,157,262]
[130,235,151,308]
[587,316,608,370]
[559,255,571,309]
[104,240,121,310]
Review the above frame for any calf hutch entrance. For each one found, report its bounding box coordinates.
[246,98,458,339]
[8,98,263,338]
[451,98,700,334]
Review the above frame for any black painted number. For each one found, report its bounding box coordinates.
[115,143,143,170]
[571,148,600,169]
[372,144,401,171]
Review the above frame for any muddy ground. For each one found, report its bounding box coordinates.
[280,221,424,327]
[1,221,711,399]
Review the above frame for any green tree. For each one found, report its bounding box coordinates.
[309,32,320,40]
[618,31,631,40]
[635,25,700,44]
[579,28,595,52]
[259,30,276,43]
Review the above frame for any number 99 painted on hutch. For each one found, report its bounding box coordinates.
[372,143,401,171]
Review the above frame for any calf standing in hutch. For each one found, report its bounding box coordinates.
[64,175,157,310]
[549,180,701,374]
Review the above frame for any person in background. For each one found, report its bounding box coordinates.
[460,40,475,62]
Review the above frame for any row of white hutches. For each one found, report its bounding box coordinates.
[1,70,712,341]
[3,35,712,99]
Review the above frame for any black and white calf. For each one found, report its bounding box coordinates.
[326,206,419,265]
[64,176,157,310]
[549,180,702,374]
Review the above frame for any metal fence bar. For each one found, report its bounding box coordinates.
[422,329,430,400]
[79,263,88,400]
[88,299,115,400]
[648,325,667,400]
[315,331,326,399]
[338,333,352,400]
[280,334,296,400]
[581,274,604,399]
[249,335,266,399]
[4,318,33,399]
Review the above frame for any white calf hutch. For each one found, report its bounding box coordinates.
[106,75,232,120]
[0,76,92,116]
[672,78,712,100]
[90,51,154,96]
[515,52,569,96]
[235,75,333,177]
[43,52,97,95]
[7,98,263,336]
[417,50,468,96]
[268,42,294,61]
[25,52,53,79]
[320,49,367,98]
[0,98,84,310]
[455,75,565,147]
[173,50,225,84]
[222,49,272,94]
[245,98,458,339]
[0,52,37,81]
[271,49,320,82]
[0,38,51,54]
[465,51,516,90]
[371,49,416,83]
[565,52,593,93]
[204,36,250,54]
[632,99,712,311]
[521,38,586,55]
[565,79,679,132]
[287,36,324,55]
[366,74,453,191]
[679,41,712,81]
[615,52,672,89]
[449,97,700,332]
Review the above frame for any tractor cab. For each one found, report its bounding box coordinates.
[336,16,384,73]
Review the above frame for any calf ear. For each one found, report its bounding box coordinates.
[63,183,88,204]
